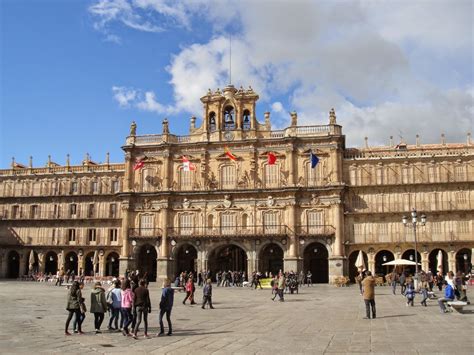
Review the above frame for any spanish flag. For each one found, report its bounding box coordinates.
[224,146,237,161]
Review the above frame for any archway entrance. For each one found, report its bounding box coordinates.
[176,244,197,275]
[84,252,95,276]
[105,252,120,277]
[456,248,472,274]
[7,250,20,278]
[303,242,328,283]
[64,252,78,275]
[45,251,58,275]
[259,243,284,276]
[428,248,448,275]
[137,244,157,282]
[374,250,394,276]
[208,244,247,274]
[402,249,421,275]
[348,250,368,282]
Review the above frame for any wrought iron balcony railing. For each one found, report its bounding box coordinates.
[167,225,290,238]
[128,228,163,238]
[296,225,336,236]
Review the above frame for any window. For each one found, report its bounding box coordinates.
[376,168,383,185]
[264,164,279,187]
[112,180,119,193]
[242,214,248,229]
[53,204,60,218]
[142,169,154,192]
[207,214,214,231]
[220,213,236,235]
[432,222,442,235]
[402,167,412,184]
[179,169,192,190]
[68,229,76,242]
[91,181,99,194]
[455,166,465,181]
[378,223,388,236]
[431,192,439,210]
[223,106,235,130]
[456,192,467,206]
[349,169,357,185]
[457,221,469,234]
[221,165,236,189]
[242,110,251,130]
[32,182,40,196]
[69,204,77,217]
[179,214,193,235]
[70,181,78,194]
[14,183,22,197]
[307,211,324,234]
[88,204,95,218]
[12,205,20,219]
[109,229,118,242]
[307,162,323,186]
[88,229,97,242]
[30,205,39,218]
[353,223,365,243]
[109,203,117,218]
[52,228,57,245]
[140,215,153,236]
[263,212,279,234]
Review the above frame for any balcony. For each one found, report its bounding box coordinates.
[346,199,473,214]
[129,228,163,239]
[167,225,290,239]
[296,224,336,236]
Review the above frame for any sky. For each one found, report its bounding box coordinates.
[1,0,473,168]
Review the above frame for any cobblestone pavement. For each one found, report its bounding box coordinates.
[0,281,473,354]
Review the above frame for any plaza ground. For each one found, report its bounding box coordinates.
[0,281,473,354]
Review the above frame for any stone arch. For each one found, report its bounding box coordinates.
[105,251,120,277]
[303,242,329,283]
[258,242,284,276]
[455,248,472,273]
[44,251,58,275]
[428,248,448,275]
[137,244,157,282]
[348,249,368,282]
[374,250,395,276]
[7,250,20,278]
[207,242,248,276]
[402,249,422,275]
[174,243,198,276]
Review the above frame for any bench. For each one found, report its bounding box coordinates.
[447,301,468,313]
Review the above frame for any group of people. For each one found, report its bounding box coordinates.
[357,268,471,318]
[64,276,174,338]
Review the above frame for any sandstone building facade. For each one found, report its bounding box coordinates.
[0,85,472,282]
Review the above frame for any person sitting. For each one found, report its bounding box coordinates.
[438,281,455,313]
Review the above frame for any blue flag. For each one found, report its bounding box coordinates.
[310,151,319,168]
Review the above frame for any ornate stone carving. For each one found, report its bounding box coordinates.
[130,121,137,136]
[223,195,232,208]
[183,198,190,209]
[266,196,275,207]
[310,193,320,205]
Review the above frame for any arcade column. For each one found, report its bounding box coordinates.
[157,206,171,282]
[328,200,345,282]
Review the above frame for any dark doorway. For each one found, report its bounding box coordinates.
[45,251,58,275]
[208,244,247,275]
[348,250,368,282]
[137,244,157,282]
[375,250,394,276]
[303,242,329,283]
[428,248,448,275]
[456,248,472,274]
[176,244,197,275]
[7,250,20,278]
[260,243,284,276]
[64,252,78,275]
[402,249,421,276]
[106,252,120,277]
[84,252,95,276]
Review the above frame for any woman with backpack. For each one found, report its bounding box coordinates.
[90,282,108,334]
[65,281,83,335]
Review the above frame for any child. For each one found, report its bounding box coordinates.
[405,282,415,306]
[420,280,429,307]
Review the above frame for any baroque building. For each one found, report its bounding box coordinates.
[0,85,472,282]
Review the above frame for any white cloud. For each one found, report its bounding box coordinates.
[112,86,174,114]
[271,102,284,113]
[112,86,137,107]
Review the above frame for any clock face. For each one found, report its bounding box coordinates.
[224,131,234,141]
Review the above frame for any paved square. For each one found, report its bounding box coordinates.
[0,281,473,354]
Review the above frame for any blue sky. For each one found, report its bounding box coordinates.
[1,0,472,168]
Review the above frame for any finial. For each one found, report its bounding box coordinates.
[468,132,472,145]
[162,118,169,134]
[290,111,297,127]
[207,88,212,95]
[106,152,110,165]
[29,156,33,168]
[264,112,271,130]
[416,134,420,146]
[130,121,137,136]
[389,136,393,147]
[48,155,52,166]
[11,157,15,169]
[190,116,196,130]
[441,133,446,145]
[364,137,369,148]
[329,108,337,125]
[66,154,70,167]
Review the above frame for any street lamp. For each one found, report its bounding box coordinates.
[402,209,426,286]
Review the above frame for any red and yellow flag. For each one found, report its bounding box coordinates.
[224,146,237,161]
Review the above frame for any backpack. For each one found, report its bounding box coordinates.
[106,289,114,304]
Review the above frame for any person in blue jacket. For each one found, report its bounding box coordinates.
[438,281,455,313]
[157,278,174,336]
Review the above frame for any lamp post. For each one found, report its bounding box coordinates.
[402,209,426,287]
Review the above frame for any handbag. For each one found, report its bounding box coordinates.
[80,302,87,313]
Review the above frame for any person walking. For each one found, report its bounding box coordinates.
[306,271,312,286]
[107,280,122,331]
[64,281,83,335]
[420,279,429,307]
[362,271,376,319]
[182,276,196,305]
[158,278,174,337]
[274,272,286,302]
[405,282,415,306]
[90,281,107,334]
[399,272,406,295]
[202,279,214,309]
[121,279,134,336]
[390,270,398,295]
[133,279,152,339]
[72,282,86,333]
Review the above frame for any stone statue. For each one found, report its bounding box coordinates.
[162,118,169,134]
[329,108,337,125]
[130,121,137,136]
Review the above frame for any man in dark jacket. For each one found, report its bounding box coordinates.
[202,279,214,309]
[133,279,151,338]
[362,271,376,319]
[158,278,174,336]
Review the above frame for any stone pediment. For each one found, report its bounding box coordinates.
[216,153,240,161]
[299,148,328,156]
[173,154,198,162]
[258,151,285,159]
